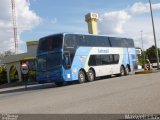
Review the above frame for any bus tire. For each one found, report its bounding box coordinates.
[87,69,95,82]
[78,70,86,84]
[55,82,64,86]
[120,66,125,76]
[38,81,44,84]
[125,66,129,75]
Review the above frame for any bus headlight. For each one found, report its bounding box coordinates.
[67,74,71,78]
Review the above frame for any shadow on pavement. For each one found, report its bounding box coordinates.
[0,74,124,95]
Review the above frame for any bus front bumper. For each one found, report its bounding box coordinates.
[37,70,64,84]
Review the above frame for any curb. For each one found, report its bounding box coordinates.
[135,70,152,74]
[0,82,38,89]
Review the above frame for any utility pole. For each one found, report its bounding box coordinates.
[141,30,145,66]
[149,0,159,69]
[11,0,18,54]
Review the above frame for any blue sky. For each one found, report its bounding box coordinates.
[21,0,140,37]
[0,0,160,52]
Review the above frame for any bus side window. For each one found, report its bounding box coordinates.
[88,55,96,66]
[113,54,119,64]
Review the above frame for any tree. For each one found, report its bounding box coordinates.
[145,45,160,63]
[0,50,15,64]
[0,50,15,58]
[137,51,146,67]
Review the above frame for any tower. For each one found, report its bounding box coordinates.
[11,0,18,53]
[85,12,99,35]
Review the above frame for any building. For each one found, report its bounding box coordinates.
[2,41,38,83]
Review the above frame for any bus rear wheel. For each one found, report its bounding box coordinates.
[125,66,129,75]
[78,70,86,84]
[87,69,95,82]
[120,66,125,76]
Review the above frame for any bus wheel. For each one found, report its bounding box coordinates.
[125,66,129,75]
[55,82,64,86]
[120,66,125,76]
[87,69,95,82]
[78,70,86,84]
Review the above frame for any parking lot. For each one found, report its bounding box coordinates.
[0,72,160,114]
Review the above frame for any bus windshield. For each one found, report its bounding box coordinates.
[38,34,63,53]
[47,52,62,70]
[37,52,62,71]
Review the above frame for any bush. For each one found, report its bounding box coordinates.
[0,79,7,85]
[0,67,7,85]
[28,70,36,82]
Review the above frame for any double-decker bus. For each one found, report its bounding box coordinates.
[36,33,138,85]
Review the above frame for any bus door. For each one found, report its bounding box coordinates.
[127,48,130,65]
[63,51,72,81]
[128,48,137,71]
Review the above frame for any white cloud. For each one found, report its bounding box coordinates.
[128,2,160,49]
[0,0,41,52]
[98,11,131,34]
[98,1,160,50]
[50,18,57,25]
[130,2,160,14]
[122,17,155,49]
[134,33,155,50]
[16,0,41,31]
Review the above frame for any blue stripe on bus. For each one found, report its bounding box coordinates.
[71,47,92,80]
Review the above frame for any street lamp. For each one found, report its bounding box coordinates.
[141,30,145,66]
[149,0,159,69]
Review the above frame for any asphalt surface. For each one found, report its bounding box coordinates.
[0,72,160,114]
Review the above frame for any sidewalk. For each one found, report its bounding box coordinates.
[0,81,37,89]
[0,81,38,93]
[135,68,160,74]
[0,82,56,94]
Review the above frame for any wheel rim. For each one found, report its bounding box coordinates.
[88,72,94,81]
[126,67,129,75]
[121,67,125,76]
[79,72,85,82]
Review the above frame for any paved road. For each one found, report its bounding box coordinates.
[0,72,160,114]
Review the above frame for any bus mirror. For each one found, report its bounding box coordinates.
[63,55,71,69]
[64,56,69,65]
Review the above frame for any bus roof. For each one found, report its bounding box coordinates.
[39,32,133,40]
[63,33,133,40]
